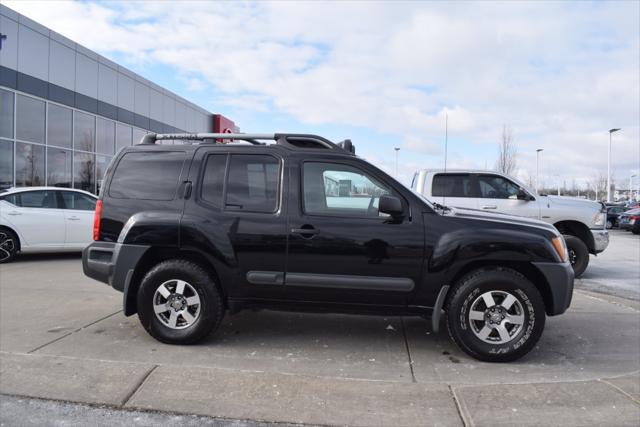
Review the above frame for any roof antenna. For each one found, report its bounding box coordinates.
[443,111,448,207]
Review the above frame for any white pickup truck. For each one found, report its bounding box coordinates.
[411,169,609,277]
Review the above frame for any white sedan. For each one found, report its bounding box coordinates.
[0,187,97,263]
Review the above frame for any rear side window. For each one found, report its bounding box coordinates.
[201,154,228,206]
[3,190,58,208]
[432,174,474,198]
[109,151,185,200]
[225,155,280,212]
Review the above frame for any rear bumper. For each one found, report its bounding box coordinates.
[590,229,609,254]
[532,261,575,316]
[82,241,149,292]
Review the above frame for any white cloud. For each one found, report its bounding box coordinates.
[5,0,639,186]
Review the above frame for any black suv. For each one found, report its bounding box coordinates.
[83,132,574,362]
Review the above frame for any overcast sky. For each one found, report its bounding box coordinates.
[6,1,639,190]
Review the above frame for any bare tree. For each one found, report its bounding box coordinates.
[587,171,607,201]
[495,125,517,175]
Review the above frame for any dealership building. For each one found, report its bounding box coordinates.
[0,4,236,193]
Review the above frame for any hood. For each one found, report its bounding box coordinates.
[444,206,558,234]
[543,195,604,212]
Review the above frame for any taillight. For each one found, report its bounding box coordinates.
[93,199,103,241]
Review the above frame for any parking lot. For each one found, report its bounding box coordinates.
[0,230,638,426]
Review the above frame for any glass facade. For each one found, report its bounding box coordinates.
[0,88,152,193]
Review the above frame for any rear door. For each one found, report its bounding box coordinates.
[58,190,96,248]
[430,173,478,209]
[184,147,288,301]
[0,190,65,249]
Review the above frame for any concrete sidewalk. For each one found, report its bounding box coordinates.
[0,247,639,426]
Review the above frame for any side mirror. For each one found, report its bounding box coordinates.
[379,195,403,216]
[517,189,532,201]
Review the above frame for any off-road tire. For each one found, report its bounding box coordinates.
[137,259,224,344]
[563,234,589,278]
[446,268,546,363]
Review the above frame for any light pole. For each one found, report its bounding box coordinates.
[394,147,400,178]
[536,149,544,193]
[607,128,621,202]
[631,174,637,201]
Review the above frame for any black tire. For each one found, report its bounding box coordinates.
[0,228,19,263]
[563,234,589,278]
[446,268,546,363]
[632,223,640,235]
[137,259,225,344]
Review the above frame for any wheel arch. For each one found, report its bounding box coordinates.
[445,261,555,316]
[0,225,21,252]
[554,220,595,253]
[124,247,227,316]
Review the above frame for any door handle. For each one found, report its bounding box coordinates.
[68,216,81,221]
[291,227,319,238]
[482,205,497,209]
[7,211,21,216]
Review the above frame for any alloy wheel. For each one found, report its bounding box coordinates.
[153,279,201,329]
[0,232,15,262]
[468,290,525,344]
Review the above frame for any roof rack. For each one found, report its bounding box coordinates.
[139,133,356,154]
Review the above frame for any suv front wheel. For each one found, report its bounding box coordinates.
[446,268,546,362]
[137,259,225,344]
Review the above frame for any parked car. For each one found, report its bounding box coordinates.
[0,187,97,263]
[83,132,574,363]
[618,208,640,234]
[411,170,609,277]
[606,205,629,228]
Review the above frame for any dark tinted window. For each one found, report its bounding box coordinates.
[201,154,227,206]
[225,155,279,212]
[60,191,97,210]
[432,174,474,197]
[109,151,185,200]
[478,175,520,199]
[8,191,58,208]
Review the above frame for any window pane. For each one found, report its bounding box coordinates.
[15,142,45,187]
[16,95,45,143]
[226,155,279,212]
[96,155,112,195]
[73,152,95,193]
[109,151,185,200]
[116,123,132,152]
[60,191,96,210]
[47,104,72,148]
[74,111,95,152]
[132,128,146,145]
[0,89,14,139]
[0,140,13,190]
[96,118,115,155]
[201,154,227,206]
[303,162,390,217]
[47,147,72,188]
[432,174,474,198]
[13,190,58,208]
[478,175,520,199]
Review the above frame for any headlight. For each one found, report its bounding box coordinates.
[551,236,569,263]
[591,212,605,227]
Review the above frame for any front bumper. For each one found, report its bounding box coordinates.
[532,261,575,316]
[590,229,609,254]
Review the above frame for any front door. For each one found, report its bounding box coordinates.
[285,159,424,307]
[477,174,539,219]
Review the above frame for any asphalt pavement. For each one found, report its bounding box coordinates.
[0,230,638,426]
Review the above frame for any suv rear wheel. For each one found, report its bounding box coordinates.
[137,259,224,344]
[446,268,545,362]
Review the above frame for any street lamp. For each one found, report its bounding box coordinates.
[394,147,400,178]
[536,149,544,193]
[607,128,621,202]
[631,174,637,201]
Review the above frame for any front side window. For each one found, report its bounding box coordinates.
[225,155,280,212]
[109,151,185,200]
[9,190,58,209]
[432,174,474,198]
[303,162,392,218]
[478,175,520,199]
[60,191,96,210]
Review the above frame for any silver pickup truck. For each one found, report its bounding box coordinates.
[412,169,609,277]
